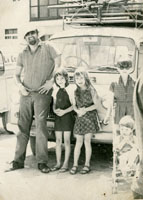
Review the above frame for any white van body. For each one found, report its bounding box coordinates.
[6,26,143,145]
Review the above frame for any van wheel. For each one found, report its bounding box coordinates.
[30,136,36,156]
[1,112,14,134]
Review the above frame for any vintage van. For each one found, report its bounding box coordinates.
[0,51,16,134]
[49,26,143,141]
[3,25,142,155]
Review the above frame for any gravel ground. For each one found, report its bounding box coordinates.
[0,122,135,200]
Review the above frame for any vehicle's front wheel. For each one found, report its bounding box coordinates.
[1,112,14,134]
[30,136,36,156]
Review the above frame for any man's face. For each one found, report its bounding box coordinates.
[25,30,38,45]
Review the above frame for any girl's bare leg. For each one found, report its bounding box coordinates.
[55,131,62,167]
[73,135,84,167]
[84,133,92,167]
[62,131,71,168]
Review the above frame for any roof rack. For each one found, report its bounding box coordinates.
[48,0,143,28]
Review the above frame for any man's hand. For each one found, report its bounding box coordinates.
[19,84,29,96]
[38,80,53,94]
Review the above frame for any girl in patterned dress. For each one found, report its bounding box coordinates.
[70,68,100,175]
[51,69,75,173]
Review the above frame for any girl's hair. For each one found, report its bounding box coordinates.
[119,115,134,130]
[54,68,69,87]
[74,67,91,89]
[117,60,132,69]
[74,67,97,103]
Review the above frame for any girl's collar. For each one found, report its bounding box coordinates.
[58,85,70,91]
[119,75,131,84]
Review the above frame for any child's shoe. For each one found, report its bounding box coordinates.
[70,166,78,175]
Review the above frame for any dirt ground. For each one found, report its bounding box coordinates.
[0,124,135,200]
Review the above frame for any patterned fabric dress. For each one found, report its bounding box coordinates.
[73,88,99,135]
[55,88,75,132]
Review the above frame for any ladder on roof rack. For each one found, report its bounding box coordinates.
[48,0,143,28]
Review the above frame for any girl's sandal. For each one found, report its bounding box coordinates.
[51,165,61,172]
[80,166,91,174]
[70,166,78,175]
[59,167,68,173]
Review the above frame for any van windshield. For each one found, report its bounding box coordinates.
[52,36,135,73]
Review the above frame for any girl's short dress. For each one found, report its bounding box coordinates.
[55,88,75,132]
[74,89,100,135]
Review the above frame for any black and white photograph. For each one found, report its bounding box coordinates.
[0,0,143,199]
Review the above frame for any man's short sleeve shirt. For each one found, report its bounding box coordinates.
[17,42,61,90]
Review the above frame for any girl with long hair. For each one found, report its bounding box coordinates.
[70,68,100,175]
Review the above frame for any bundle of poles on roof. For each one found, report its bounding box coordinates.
[48,0,143,27]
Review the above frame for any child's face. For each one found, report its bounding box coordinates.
[117,68,131,76]
[56,75,66,88]
[75,74,86,89]
[120,125,132,137]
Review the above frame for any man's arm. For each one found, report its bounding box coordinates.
[54,55,61,72]
[14,66,29,96]
[15,65,22,85]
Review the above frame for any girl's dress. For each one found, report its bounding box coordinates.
[54,87,75,132]
[74,88,99,135]
[110,75,135,124]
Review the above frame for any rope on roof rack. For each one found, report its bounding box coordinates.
[120,3,143,28]
[48,1,143,28]
[66,3,101,25]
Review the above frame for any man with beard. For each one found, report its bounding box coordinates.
[131,73,143,199]
[6,28,61,173]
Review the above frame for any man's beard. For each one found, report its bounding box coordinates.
[28,38,37,45]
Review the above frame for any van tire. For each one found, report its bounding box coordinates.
[0,112,14,134]
[30,136,36,156]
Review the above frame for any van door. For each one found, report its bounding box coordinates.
[0,51,14,134]
[0,51,8,113]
